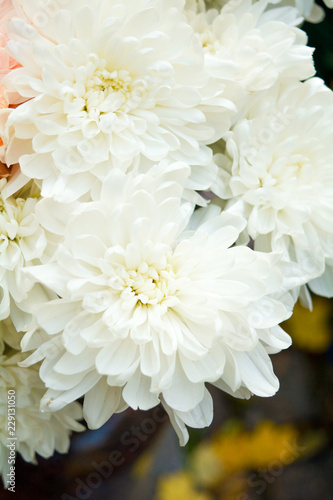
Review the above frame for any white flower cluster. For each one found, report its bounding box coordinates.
[0,318,84,488]
[0,0,332,477]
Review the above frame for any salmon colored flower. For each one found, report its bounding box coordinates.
[0,0,20,79]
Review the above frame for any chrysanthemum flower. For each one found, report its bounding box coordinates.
[21,165,293,444]
[0,347,84,488]
[0,180,48,328]
[2,0,233,202]
[212,77,333,297]
[185,0,315,111]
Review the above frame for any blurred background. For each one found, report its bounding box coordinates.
[1,2,333,499]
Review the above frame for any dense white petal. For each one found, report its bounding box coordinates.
[83,379,124,429]
[3,0,233,201]
[0,349,84,487]
[20,169,294,444]
[185,0,315,114]
[213,78,333,298]
[0,182,49,322]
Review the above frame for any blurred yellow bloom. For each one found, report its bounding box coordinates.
[192,420,300,487]
[284,297,333,353]
[133,449,154,478]
[246,421,299,468]
[190,442,222,486]
[155,471,213,500]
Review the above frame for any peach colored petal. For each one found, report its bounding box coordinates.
[0,49,20,72]
[0,85,8,109]
[0,0,15,17]
[0,0,21,77]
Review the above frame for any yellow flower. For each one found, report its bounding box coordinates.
[210,429,252,474]
[192,420,300,486]
[284,297,333,353]
[155,471,213,500]
[247,421,299,468]
[190,442,222,487]
[132,449,154,478]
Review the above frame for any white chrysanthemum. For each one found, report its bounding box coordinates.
[0,180,48,327]
[0,347,84,488]
[212,77,333,297]
[2,0,233,202]
[21,166,293,444]
[185,0,314,110]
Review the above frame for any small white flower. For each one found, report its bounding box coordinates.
[0,347,84,488]
[0,180,47,327]
[213,77,333,297]
[3,0,233,201]
[22,166,293,444]
[185,0,315,111]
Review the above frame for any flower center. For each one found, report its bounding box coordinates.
[267,154,313,189]
[199,29,220,55]
[109,261,179,307]
[0,195,25,243]
[66,54,149,120]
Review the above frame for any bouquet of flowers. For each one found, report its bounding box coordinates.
[0,0,332,489]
